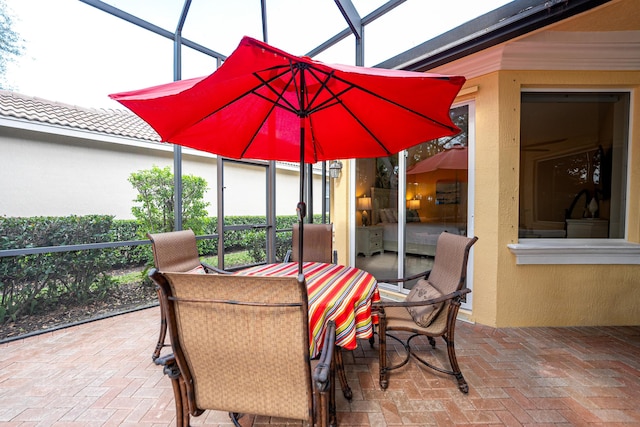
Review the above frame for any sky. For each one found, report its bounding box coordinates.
[4,0,513,109]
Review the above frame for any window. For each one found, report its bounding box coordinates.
[519,92,629,239]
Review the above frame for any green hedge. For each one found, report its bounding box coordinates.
[0,214,321,324]
[0,216,118,323]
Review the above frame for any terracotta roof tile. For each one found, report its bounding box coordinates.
[0,90,160,142]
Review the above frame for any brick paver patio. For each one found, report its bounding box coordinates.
[1,306,639,426]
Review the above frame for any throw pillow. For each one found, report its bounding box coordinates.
[406,279,444,327]
[186,265,206,274]
[378,209,389,223]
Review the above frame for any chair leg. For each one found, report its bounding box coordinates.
[152,288,167,362]
[447,343,468,392]
[383,305,469,393]
[314,368,335,427]
[444,330,468,393]
[334,346,352,400]
[445,301,468,393]
[329,351,337,427]
[159,356,189,427]
[229,413,246,427]
[369,323,376,348]
[378,315,389,390]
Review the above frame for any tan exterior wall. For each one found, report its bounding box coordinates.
[465,69,640,328]
[331,160,351,266]
[331,67,640,328]
[459,74,502,327]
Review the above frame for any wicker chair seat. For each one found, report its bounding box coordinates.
[150,271,337,427]
[147,229,229,361]
[382,303,450,336]
[374,232,478,394]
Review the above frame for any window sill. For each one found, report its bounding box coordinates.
[507,239,640,265]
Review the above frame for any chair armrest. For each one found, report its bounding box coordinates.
[284,250,292,263]
[154,353,183,380]
[154,352,175,367]
[378,269,432,284]
[201,262,231,274]
[313,320,336,391]
[373,288,471,310]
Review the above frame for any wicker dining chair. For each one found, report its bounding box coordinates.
[147,229,229,361]
[149,270,338,427]
[284,223,338,263]
[374,231,478,393]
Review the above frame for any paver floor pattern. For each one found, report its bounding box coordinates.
[1,306,639,426]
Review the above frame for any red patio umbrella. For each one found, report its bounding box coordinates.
[110,36,465,273]
[407,145,468,175]
[408,145,468,225]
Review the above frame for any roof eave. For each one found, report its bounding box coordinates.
[376,0,613,72]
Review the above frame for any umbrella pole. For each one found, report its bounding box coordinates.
[297,119,306,276]
[297,68,308,276]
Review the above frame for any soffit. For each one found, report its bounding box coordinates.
[431,0,640,78]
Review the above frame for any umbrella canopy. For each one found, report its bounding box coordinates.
[407,145,468,175]
[110,36,466,272]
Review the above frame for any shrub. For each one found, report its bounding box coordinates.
[110,219,149,268]
[0,214,326,325]
[128,165,209,237]
[0,216,116,323]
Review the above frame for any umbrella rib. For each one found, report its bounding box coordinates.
[303,66,392,155]
[238,63,310,158]
[306,65,460,156]
[163,72,292,141]
[330,99,392,156]
[256,60,305,116]
[239,100,280,159]
[252,64,302,115]
[302,68,335,114]
[326,70,460,133]
[252,82,298,115]
[169,64,302,143]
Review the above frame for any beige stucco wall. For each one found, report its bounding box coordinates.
[330,68,640,328]
[331,161,351,266]
[467,69,640,328]
[0,125,323,219]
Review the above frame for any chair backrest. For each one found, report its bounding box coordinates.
[428,232,478,295]
[290,223,334,263]
[154,271,314,422]
[147,229,202,272]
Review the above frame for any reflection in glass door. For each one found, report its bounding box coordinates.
[219,159,271,270]
[355,155,398,280]
[355,104,472,297]
[403,104,469,287]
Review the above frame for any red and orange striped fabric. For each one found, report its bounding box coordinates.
[234,262,379,357]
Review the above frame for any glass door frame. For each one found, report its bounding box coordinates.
[216,157,276,270]
[350,100,475,310]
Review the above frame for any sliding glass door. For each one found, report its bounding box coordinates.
[355,103,474,299]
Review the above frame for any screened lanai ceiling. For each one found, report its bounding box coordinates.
[6,0,515,110]
[89,0,514,66]
[63,0,512,110]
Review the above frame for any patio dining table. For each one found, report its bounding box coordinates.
[233,261,379,399]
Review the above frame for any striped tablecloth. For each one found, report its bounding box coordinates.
[234,262,379,358]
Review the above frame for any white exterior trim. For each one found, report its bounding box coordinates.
[508,239,640,264]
